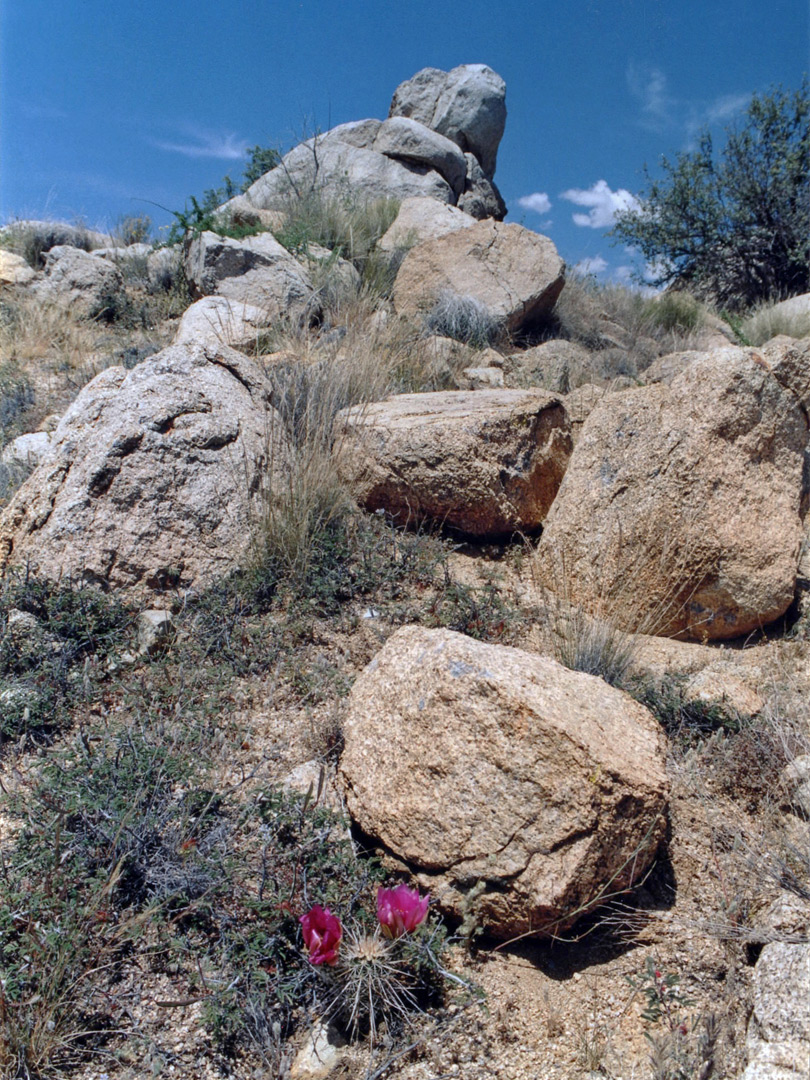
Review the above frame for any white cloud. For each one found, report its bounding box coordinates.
[626,62,674,130]
[517,192,552,215]
[560,180,640,228]
[149,128,248,160]
[574,255,608,276]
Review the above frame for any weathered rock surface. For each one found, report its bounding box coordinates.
[336,389,572,536]
[340,626,669,939]
[508,339,594,393]
[392,221,565,337]
[456,151,507,220]
[0,250,36,286]
[237,138,454,214]
[173,296,272,350]
[742,942,810,1079]
[0,342,287,596]
[377,196,477,252]
[32,246,124,318]
[534,348,807,640]
[1,431,52,470]
[184,230,316,320]
[389,64,507,180]
[761,335,810,413]
[373,117,467,195]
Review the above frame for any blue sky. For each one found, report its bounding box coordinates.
[2,0,807,281]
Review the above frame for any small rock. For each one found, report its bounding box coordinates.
[137,609,174,655]
[290,1023,345,1080]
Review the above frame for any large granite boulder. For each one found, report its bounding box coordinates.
[0,342,288,596]
[377,196,477,253]
[372,117,467,196]
[32,247,124,318]
[184,230,317,319]
[236,136,454,214]
[335,389,572,536]
[389,64,507,181]
[534,348,807,640]
[340,626,669,939]
[173,296,273,350]
[742,941,810,1079]
[392,221,565,338]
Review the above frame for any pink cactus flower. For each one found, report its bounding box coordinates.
[377,884,430,939]
[300,905,342,966]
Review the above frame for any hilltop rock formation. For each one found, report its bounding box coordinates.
[0,342,288,596]
[226,64,507,222]
[340,626,669,939]
[534,347,807,640]
[335,389,572,536]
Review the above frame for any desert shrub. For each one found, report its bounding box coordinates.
[0,571,131,741]
[0,360,35,445]
[0,720,228,1076]
[642,290,705,332]
[113,213,152,246]
[627,672,740,742]
[423,290,503,348]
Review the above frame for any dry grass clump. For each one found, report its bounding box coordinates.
[423,290,505,349]
[739,299,810,347]
[549,275,710,382]
[271,190,400,280]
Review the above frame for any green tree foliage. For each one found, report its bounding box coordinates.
[241,144,281,190]
[611,82,810,309]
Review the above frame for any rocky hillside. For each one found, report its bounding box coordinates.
[0,64,808,1080]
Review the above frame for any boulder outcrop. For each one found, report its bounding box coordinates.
[173,296,272,350]
[335,389,572,536]
[535,347,807,640]
[389,64,506,181]
[227,64,507,223]
[0,342,287,596]
[340,626,669,939]
[392,221,564,337]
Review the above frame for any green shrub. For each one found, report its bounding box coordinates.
[611,82,810,308]
[642,291,705,332]
[0,571,131,741]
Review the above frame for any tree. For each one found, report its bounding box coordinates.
[610,82,810,309]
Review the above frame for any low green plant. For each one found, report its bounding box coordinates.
[0,719,224,1075]
[0,360,35,449]
[628,673,739,742]
[628,958,718,1080]
[0,570,131,741]
[642,291,705,332]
